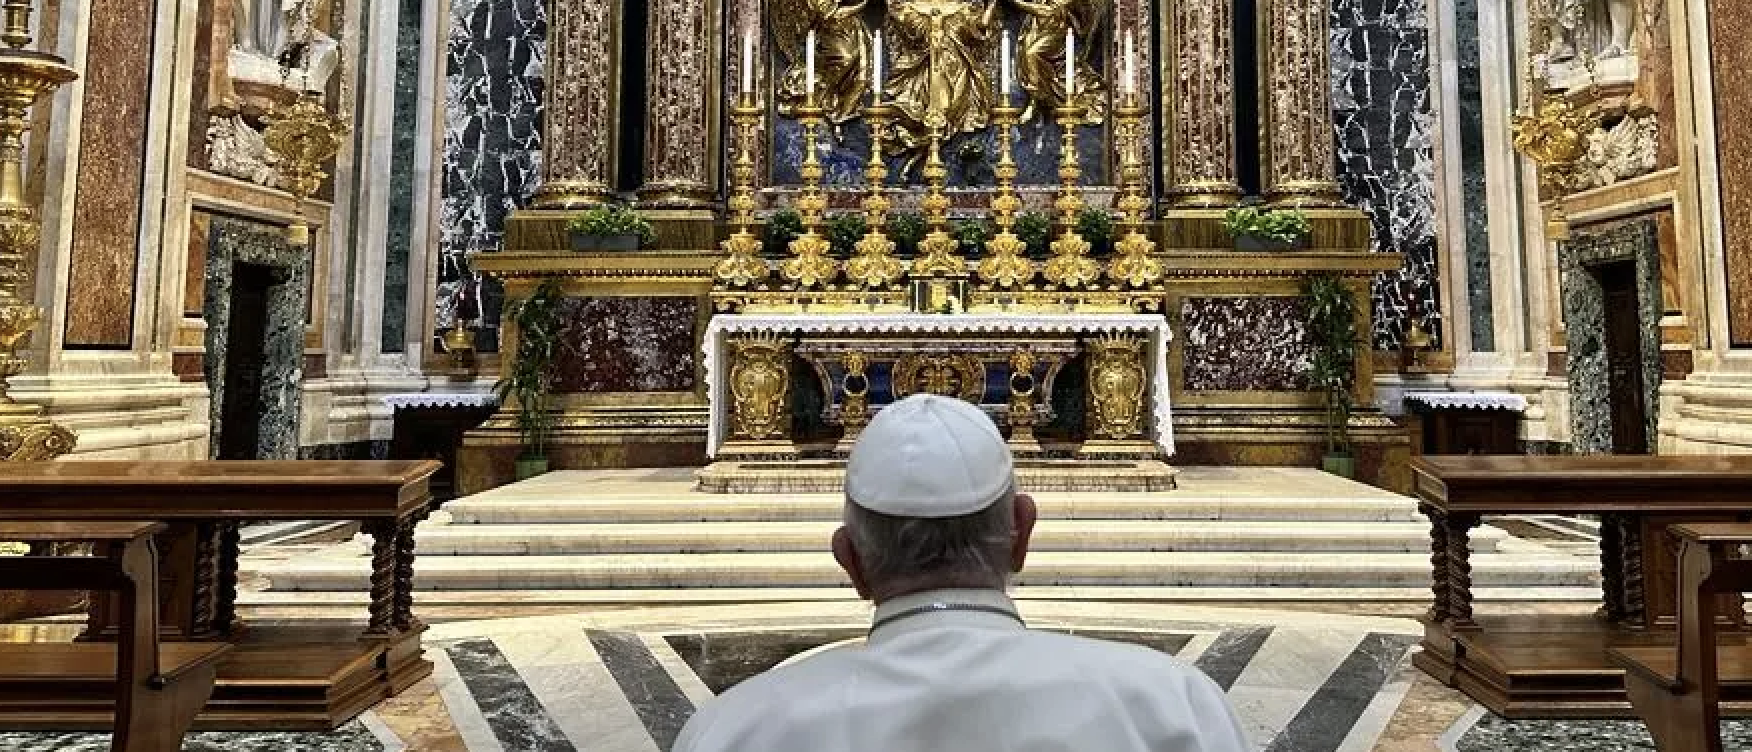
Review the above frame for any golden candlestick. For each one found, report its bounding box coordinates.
[0,0,76,460]
[846,103,903,289]
[780,100,839,289]
[978,105,1034,290]
[715,91,769,288]
[911,116,966,278]
[1043,105,1100,290]
[1107,92,1161,289]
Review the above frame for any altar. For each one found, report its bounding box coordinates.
[702,313,1173,461]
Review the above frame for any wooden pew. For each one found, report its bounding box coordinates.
[0,522,232,751]
[1610,524,1752,752]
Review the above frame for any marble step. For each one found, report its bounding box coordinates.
[413,519,1505,555]
[443,493,1423,525]
[266,550,1598,591]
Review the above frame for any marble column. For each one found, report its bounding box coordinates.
[1163,0,1241,207]
[1261,0,1343,206]
[530,0,620,209]
[637,0,721,208]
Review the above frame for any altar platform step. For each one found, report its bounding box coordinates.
[410,520,1503,555]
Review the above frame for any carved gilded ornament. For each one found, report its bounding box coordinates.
[1511,98,1593,197]
[717,96,770,288]
[840,351,871,431]
[1086,334,1146,439]
[894,352,986,402]
[729,337,792,440]
[848,103,905,289]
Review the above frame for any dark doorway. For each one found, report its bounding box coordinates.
[218,262,274,460]
[1598,261,1649,454]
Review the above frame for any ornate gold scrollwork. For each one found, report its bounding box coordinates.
[729,336,792,440]
[894,352,985,403]
[1007,349,1041,448]
[1085,334,1146,440]
[840,351,872,434]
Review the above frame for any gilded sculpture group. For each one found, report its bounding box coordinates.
[715,0,1164,299]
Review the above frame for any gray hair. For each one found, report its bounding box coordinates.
[842,489,1016,589]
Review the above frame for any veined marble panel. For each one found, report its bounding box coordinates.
[1559,218,1662,454]
[1181,296,1316,392]
[65,0,160,347]
[1710,0,1752,346]
[441,0,546,351]
[203,214,310,460]
[552,297,699,393]
[384,0,425,353]
[1331,0,1440,352]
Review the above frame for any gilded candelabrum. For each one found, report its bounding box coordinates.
[1107,92,1161,289]
[846,103,903,290]
[978,105,1034,290]
[910,117,966,279]
[0,0,77,461]
[781,101,839,288]
[1510,97,1592,239]
[715,92,769,288]
[263,91,349,246]
[1044,105,1100,290]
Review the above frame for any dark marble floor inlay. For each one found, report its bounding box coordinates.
[445,637,578,751]
[1458,715,1752,751]
[589,629,697,751]
[1263,633,1415,752]
[0,723,383,752]
[1193,627,1274,691]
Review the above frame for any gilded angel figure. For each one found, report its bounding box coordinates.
[882,0,1002,139]
[1008,0,1109,123]
[768,0,873,124]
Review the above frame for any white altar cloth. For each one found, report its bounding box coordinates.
[702,313,1174,457]
[1403,391,1528,412]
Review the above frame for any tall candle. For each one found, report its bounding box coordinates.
[741,31,754,95]
[1001,30,1012,103]
[805,30,816,98]
[873,31,884,101]
[1124,30,1136,96]
[1064,31,1075,99]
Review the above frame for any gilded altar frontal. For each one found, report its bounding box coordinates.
[5,0,1752,747]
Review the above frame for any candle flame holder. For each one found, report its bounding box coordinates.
[1107,91,1161,289]
[780,97,839,289]
[845,103,903,290]
[978,105,1034,290]
[1043,105,1100,290]
[910,117,965,280]
[715,91,769,288]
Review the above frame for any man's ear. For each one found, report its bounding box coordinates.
[1010,493,1037,573]
[832,526,872,600]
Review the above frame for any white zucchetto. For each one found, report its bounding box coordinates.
[845,394,1015,518]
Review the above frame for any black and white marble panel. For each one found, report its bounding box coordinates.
[440,0,546,351]
[1331,0,1441,351]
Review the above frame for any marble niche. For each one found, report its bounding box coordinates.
[202,216,312,460]
[204,0,344,189]
[1559,218,1662,454]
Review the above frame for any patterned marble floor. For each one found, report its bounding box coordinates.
[0,602,1714,751]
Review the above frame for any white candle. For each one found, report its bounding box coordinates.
[742,31,754,95]
[1124,30,1136,96]
[873,31,884,101]
[1001,30,1012,103]
[1064,31,1075,99]
[805,30,816,98]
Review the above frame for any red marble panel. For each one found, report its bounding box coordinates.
[1711,0,1752,346]
[1640,0,1678,169]
[187,0,214,171]
[552,297,699,393]
[63,0,157,347]
[1181,296,1316,391]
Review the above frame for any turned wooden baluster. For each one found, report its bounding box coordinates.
[365,519,398,636]
[1420,503,1451,624]
[212,521,242,635]
[1445,513,1481,630]
[392,510,428,632]
[1599,513,1629,623]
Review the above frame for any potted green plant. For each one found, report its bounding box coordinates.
[826,213,869,257]
[890,212,927,258]
[1014,211,1053,260]
[567,205,656,251]
[1306,274,1359,478]
[763,209,804,258]
[1075,207,1116,255]
[953,218,991,257]
[494,278,564,480]
[1223,207,1312,252]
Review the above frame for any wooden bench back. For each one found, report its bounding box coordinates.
[0,522,165,692]
[1670,524,1752,701]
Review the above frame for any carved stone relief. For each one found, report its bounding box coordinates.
[206,114,283,188]
[1576,113,1657,190]
[1543,0,1639,89]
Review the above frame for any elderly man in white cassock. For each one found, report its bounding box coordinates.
[675,393,1249,752]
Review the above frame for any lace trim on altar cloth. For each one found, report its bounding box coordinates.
[382,393,500,410]
[1403,391,1529,412]
[702,314,1176,457]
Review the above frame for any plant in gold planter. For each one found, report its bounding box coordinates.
[494,278,564,479]
[1307,274,1359,478]
[567,205,655,251]
[1224,207,1312,252]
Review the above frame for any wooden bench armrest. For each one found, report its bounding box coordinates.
[0,521,164,542]
[1670,523,1752,545]
[1608,646,1685,692]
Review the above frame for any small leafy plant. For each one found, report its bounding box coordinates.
[763,209,804,257]
[567,205,657,248]
[890,212,927,257]
[1076,208,1116,255]
[1223,207,1312,244]
[827,214,870,257]
[494,278,565,462]
[954,218,992,257]
[1306,274,1359,457]
[1014,211,1053,259]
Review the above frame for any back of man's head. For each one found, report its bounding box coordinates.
[835,395,1035,602]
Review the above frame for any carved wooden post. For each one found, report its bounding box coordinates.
[1162,0,1242,207]
[1260,0,1344,206]
[531,0,621,209]
[637,0,721,208]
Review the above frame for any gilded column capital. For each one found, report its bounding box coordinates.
[532,0,619,210]
[1261,0,1344,207]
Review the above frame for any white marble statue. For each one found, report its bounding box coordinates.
[229,0,341,93]
[1545,0,1639,89]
